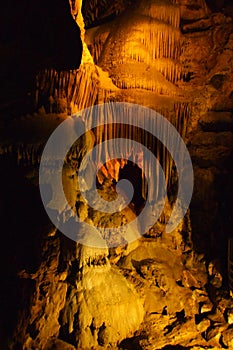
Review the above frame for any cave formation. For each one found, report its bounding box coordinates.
[1,0,233,349]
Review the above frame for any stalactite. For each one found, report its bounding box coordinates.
[111,66,180,96]
[91,0,184,96]
[89,30,110,64]
[139,1,180,28]
[173,102,191,138]
[0,143,43,166]
[35,64,103,114]
[81,102,189,205]
[152,59,182,83]
[28,0,191,213]
[138,20,180,60]
[120,20,180,65]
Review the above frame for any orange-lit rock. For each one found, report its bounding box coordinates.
[1,1,233,349]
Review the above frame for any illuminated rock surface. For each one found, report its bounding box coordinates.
[0,0,233,349]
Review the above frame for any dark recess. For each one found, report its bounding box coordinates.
[0,0,83,117]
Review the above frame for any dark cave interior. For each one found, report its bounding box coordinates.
[1,0,233,349]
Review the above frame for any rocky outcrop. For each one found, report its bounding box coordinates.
[182,12,233,264]
[1,1,233,349]
[11,211,233,349]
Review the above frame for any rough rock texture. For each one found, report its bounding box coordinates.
[1,0,233,349]
[183,13,233,265]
